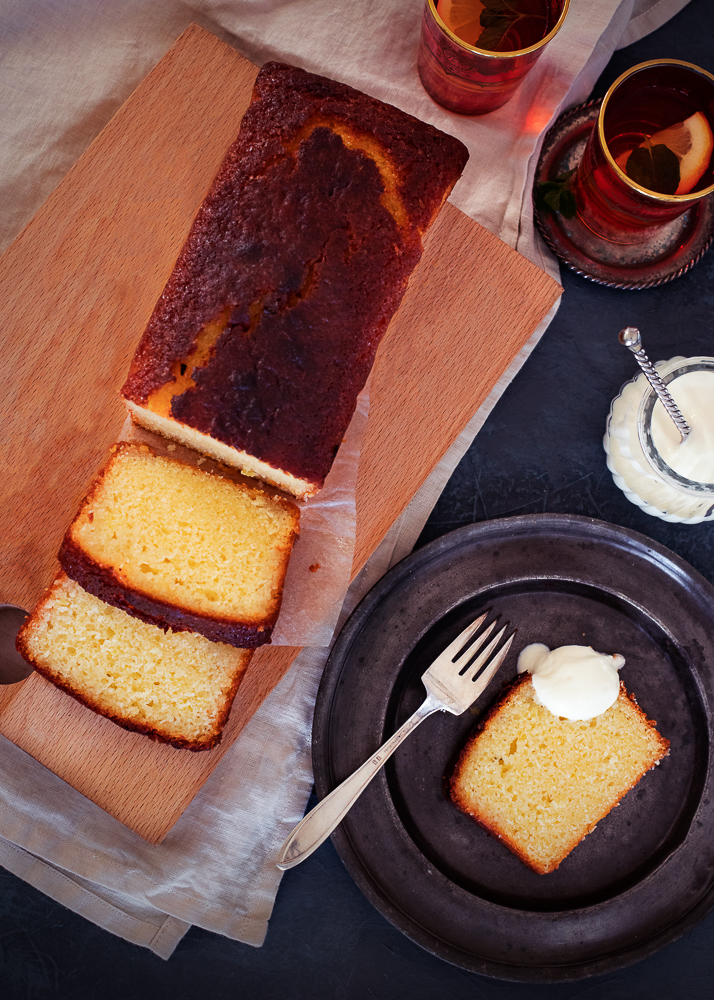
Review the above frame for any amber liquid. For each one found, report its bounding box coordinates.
[605,80,714,192]
[419,0,565,115]
[437,0,559,52]
[575,65,714,242]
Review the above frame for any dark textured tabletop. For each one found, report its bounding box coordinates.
[3,2,714,996]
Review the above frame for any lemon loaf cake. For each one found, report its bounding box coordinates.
[58,442,299,648]
[16,573,253,750]
[121,62,468,499]
[450,674,669,874]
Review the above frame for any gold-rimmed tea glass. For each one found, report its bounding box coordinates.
[573,60,714,245]
[417,0,570,115]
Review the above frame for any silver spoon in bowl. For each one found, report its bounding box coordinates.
[619,327,691,442]
[0,604,33,684]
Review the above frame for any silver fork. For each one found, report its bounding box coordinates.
[276,613,514,870]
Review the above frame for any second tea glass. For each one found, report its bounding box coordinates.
[573,60,714,245]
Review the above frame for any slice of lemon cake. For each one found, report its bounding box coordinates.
[450,672,669,874]
[58,442,299,648]
[16,573,253,750]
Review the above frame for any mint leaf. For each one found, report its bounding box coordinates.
[541,187,560,211]
[476,0,547,52]
[558,189,577,218]
[477,16,512,50]
[624,142,680,195]
[535,170,577,219]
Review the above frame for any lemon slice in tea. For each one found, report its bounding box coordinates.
[436,0,486,47]
[617,111,714,195]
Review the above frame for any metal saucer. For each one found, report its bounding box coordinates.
[533,100,714,289]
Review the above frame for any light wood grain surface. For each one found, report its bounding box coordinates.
[0,24,560,842]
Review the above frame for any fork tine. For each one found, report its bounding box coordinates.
[438,612,489,663]
[461,623,509,678]
[467,631,515,688]
[453,618,498,671]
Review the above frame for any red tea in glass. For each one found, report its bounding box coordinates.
[417,0,569,115]
[573,60,714,244]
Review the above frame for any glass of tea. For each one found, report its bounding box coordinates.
[573,60,714,245]
[417,0,570,115]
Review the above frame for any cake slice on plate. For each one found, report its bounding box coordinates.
[450,668,669,874]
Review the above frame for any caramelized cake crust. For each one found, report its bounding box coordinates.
[122,62,468,497]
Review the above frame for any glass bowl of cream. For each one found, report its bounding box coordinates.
[604,356,714,523]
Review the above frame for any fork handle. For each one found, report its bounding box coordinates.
[276,693,442,870]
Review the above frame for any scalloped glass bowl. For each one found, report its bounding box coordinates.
[604,356,714,523]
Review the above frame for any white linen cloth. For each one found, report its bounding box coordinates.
[0,0,691,959]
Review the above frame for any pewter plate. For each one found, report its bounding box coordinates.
[312,514,714,982]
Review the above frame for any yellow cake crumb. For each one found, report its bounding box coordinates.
[450,675,669,873]
[64,443,299,629]
[17,574,252,750]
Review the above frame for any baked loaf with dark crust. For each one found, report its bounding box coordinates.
[450,674,669,874]
[17,573,253,751]
[58,442,299,648]
[122,62,469,498]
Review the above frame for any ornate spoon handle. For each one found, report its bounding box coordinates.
[619,327,690,441]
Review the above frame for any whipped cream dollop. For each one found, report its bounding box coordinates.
[650,370,714,483]
[517,643,624,721]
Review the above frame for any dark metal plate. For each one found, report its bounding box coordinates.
[312,514,714,982]
[533,101,714,289]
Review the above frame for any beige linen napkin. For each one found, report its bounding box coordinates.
[0,0,691,959]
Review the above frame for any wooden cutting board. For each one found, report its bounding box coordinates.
[0,24,560,842]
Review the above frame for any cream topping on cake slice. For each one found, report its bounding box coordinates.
[517,643,624,721]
